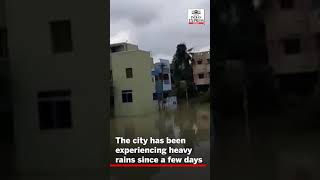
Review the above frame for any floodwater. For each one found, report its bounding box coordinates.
[110,102,210,180]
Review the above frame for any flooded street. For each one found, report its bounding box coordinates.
[110,102,210,180]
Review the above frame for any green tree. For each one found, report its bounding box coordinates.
[172,43,195,99]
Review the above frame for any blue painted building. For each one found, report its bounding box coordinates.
[152,59,172,99]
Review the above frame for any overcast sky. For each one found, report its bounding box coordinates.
[110,0,210,62]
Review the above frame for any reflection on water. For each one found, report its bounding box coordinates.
[110,102,210,180]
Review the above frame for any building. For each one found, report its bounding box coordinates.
[110,42,156,116]
[153,59,177,110]
[153,59,172,96]
[2,0,110,178]
[191,51,210,92]
[0,55,13,176]
[0,0,14,175]
[263,0,320,94]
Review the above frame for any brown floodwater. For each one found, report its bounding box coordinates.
[110,102,210,180]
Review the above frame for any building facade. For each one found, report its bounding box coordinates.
[153,59,172,95]
[2,0,110,178]
[110,42,156,116]
[264,0,320,93]
[0,0,14,175]
[191,51,210,92]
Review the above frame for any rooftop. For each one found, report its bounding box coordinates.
[110,42,138,47]
[190,50,210,54]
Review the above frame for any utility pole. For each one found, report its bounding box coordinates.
[160,63,166,110]
[186,83,189,105]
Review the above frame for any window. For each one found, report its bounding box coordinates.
[163,74,170,84]
[197,60,202,64]
[162,68,169,74]
[283,38,301,55]
[110,96,115,109]
[38,90,72,130]
[315,32,320,49]
[50,20,73,53]
[280,0,294,9]
[163,74,169,80]
[163,92,169,98]
[122,90,133,103]
[198,74,205,79]
[0,28,8,57]
[126,68,133,78]
[110,45,123,53]
[155,76,159,81]
[153,93,158,100]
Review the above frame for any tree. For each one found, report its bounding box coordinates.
[172,43,195,99]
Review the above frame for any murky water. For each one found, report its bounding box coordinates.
[110,102,210,180]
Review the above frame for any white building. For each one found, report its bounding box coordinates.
[110,42,157,117]
[2,0,110,178]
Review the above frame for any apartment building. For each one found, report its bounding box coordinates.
[264,0,320,94]
[191,51,210,92]
[0,0,14,175]
[110,42,156,116]
[154,59,172,95]
[2,0,109,178]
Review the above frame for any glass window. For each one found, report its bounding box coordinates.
[283,38,301,55]
[50,20,73,53]
[281,0,294,9]
[38,90,72,129]
[126,68,133,78]
[0,28,8,57]
[122,90,133,103]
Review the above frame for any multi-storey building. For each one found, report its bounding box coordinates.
[263,0,320,94]
[1,0,110,178]
[153,59,172,96]
[191,51,210,92]
[0,0,13,175]
[110,42,156,116]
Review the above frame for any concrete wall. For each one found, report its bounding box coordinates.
[192,51,210,86]
[110,43,138,52]
[111,50,156,117]
[0,0,13,176]
[265,0,320,74]
[6,0,109,177]
[126,44,139,51]
[0,0,6,28]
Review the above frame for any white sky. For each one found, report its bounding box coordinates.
[110,0,210,63]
